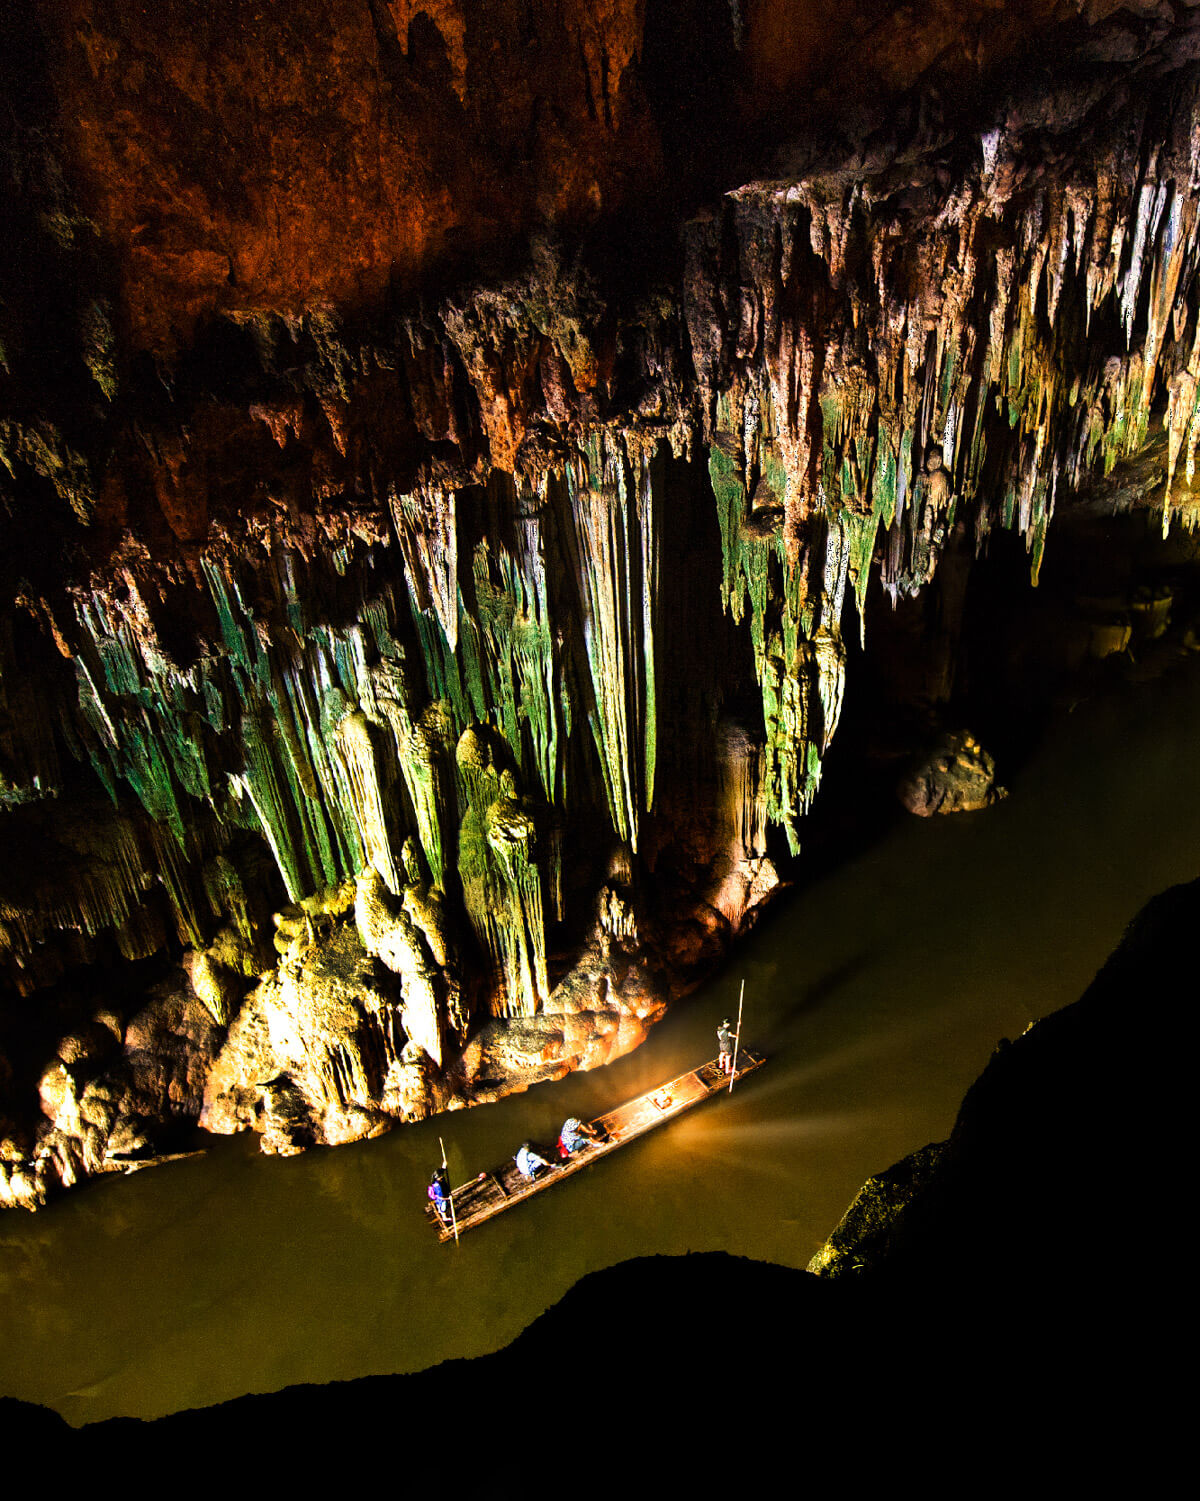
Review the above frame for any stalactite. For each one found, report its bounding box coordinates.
[484,767,547,1005]
[228,728,289,900]
[694,73,1200,852]
[0,419,94,524]
[631,440,661,818]
[201,853,255,948]
[708,390,827,854]
[60,550,446,939]
[462,476,572,810]
[1165,311,1200,526]
[509,494,572,807]
[0,801,161,990]
[390,484,460,652]
[699,74,1200,600]
[563,434,659,851]
[370,662,454,896]
[455,725,548,1018]
[812,520,849,756]
[332,705,401,894]
[567,474,636,845]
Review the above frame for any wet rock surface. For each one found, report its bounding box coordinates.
[0,975,223,1210]
[897,731,1007,817]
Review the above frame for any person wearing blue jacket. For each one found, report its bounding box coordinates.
[428,1167,452,1224]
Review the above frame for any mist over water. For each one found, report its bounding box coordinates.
[4,657,1200,1425]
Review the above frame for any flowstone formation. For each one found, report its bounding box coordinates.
[6,2,1200,1206]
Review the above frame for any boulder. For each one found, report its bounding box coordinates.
[897,731,1007,817]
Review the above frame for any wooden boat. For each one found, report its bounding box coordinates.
[425,1047,766,1241]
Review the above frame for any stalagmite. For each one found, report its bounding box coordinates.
[462,481,572,811]
[717,719,768,866]
[355,866,444,1067]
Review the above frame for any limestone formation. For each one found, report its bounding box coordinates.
[6,1,1200,1204]
[897,732,1008,818]
[0,979,227,1208]
[380,1042,437,1123]
[355,861,461,1066]
[203,921,399,1152]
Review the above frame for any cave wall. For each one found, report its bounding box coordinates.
[4,1,1200,1204]
[26,0,1097,353]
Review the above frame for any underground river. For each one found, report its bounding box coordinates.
[3,652,1200,1426]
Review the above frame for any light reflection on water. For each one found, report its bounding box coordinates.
[4,657,1200,1424]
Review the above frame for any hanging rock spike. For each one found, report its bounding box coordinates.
[455,725,548,1018]
[390,484,460,654]
[564,433,659,851]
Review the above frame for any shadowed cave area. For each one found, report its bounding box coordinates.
[0,0,1192,1460]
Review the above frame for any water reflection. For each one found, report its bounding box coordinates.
[3,657,1200,1424]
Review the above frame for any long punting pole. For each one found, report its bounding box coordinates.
[440,1135,460,1245]
[728,979,744,1095]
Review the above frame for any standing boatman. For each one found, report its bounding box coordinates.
[717,1016,736,1074]
[428,1166,452,1225]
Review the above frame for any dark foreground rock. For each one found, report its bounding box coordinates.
[2,876,1187,1481]
[814,875,1186,1299]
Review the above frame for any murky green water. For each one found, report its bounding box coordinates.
[4,657,1200,1426]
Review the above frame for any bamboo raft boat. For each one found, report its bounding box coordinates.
[425,1047,766,1241]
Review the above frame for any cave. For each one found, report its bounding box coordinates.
[0,0,1190,1467]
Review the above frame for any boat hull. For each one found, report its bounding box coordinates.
[427,1049,766,1241]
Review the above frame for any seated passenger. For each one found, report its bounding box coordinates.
[557,1116,606,1158]
[514,1141,554,1181]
